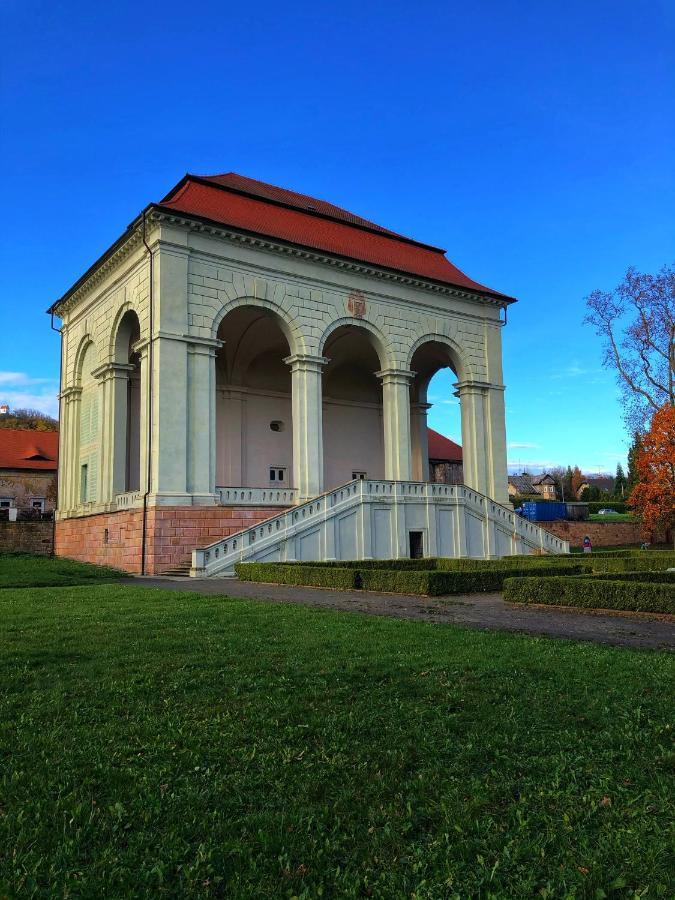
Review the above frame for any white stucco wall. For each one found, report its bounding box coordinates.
[55,208,511,516]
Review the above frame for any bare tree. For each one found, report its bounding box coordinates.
[583,264,675,433]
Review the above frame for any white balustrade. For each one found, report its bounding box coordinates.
[192,479,569,577]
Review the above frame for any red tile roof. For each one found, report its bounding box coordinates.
[427,428,462,462]
[0,429,59,471]
[158,173,513,301]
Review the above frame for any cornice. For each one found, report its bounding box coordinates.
[148,209,514,309]
[50,218,159,319]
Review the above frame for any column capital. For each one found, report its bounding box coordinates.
[375,367,415,385]
[60,385,82,402]
[410,401,433,412]
[454,380,505,395]
[92,361,135,382]
[283,353,329,373]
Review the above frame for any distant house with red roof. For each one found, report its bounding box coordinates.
[0,429,59,514]
[427,428,463,485]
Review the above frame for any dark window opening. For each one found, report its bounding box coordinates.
[352,471,367,480]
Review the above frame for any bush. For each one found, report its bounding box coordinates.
[360,566,590,596]
[286,559,438,570]
[504,576,675,614]
[588,555,675,574]
[235,563,359,590]
[584,501,628,513]
[586,571,675,584]
[438,556,586,572]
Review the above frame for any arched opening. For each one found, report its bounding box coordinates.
[322,325,385,488]
[410,341,464,484]
[215,307,292,488]
[113,310,142,493]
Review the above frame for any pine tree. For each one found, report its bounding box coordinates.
[614,462,627,498]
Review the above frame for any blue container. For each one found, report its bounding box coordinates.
[521,501,567,522]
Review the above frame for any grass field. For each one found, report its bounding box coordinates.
[0,552,124,588]
[1,581,673,898]
[588,513,635,523]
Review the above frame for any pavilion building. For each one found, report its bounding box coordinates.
[50,173,566,573]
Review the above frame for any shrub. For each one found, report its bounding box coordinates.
[503,576,675,614]
[360,566,589,596]
[285,559,438,570]
[585,501,629,513]
[588,555,675,574]
[585,571,675,584]
[438,556,586,572]
[235,563,358,590]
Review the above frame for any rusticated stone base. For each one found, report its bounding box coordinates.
[541,520,667,548]
[0,521,54,555]
[55,505,285,574]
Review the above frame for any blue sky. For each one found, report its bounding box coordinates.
[1,0,673,474]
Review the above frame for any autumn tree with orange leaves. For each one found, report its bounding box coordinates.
[629,404,675,547]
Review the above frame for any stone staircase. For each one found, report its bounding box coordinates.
[191,480,569,578]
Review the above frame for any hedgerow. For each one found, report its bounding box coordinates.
[503,576,675,614]
[235,563,358,590]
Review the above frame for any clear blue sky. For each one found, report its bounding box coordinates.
[1,0,673,474]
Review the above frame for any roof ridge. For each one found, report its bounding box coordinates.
[174,172,449,254]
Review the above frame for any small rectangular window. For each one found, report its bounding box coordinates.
[0,499,11,509]
[352,471,367,480]
[277,469,284,482]
[269,468,276,481]
[31,499,45,511]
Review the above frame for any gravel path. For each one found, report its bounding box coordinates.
[130,576,675,651]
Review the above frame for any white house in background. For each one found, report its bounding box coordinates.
[49,172,567,574]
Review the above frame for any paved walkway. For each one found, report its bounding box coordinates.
[130,576,675,651]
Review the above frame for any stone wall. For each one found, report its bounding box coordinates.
[0,521,54,555]
[541,520,656,548]
[55,505,285,574]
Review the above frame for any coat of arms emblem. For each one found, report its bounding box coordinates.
[347,291,366,318]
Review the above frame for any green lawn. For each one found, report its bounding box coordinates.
[588,513,635,523]
[1,584,673,898]
[0,552,125,588]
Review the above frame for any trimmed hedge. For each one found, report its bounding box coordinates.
[352,566,588,596]
[284,559,438,570]
[569,549,675,558]
[236,561,590,595]
[588,556,675,574]
[585,501,628,513]
[235,563,358,590]
[585,571,675,584]
[504,576,675,614]
[438,556,587,572]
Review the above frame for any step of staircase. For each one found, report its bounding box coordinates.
[158,564,192,577]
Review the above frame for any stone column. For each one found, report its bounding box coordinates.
[456,380,509,503]
[151,335,189,503]
[187,340,218,503]
[59,386,81,512]
[93,361,134,504]
[134,340,150,494]
[377,368,414,482]
[285,354,328,502]
[410,401,431,481]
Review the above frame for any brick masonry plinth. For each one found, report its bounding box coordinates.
[541,520,665,548]
[55,506,286,574]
